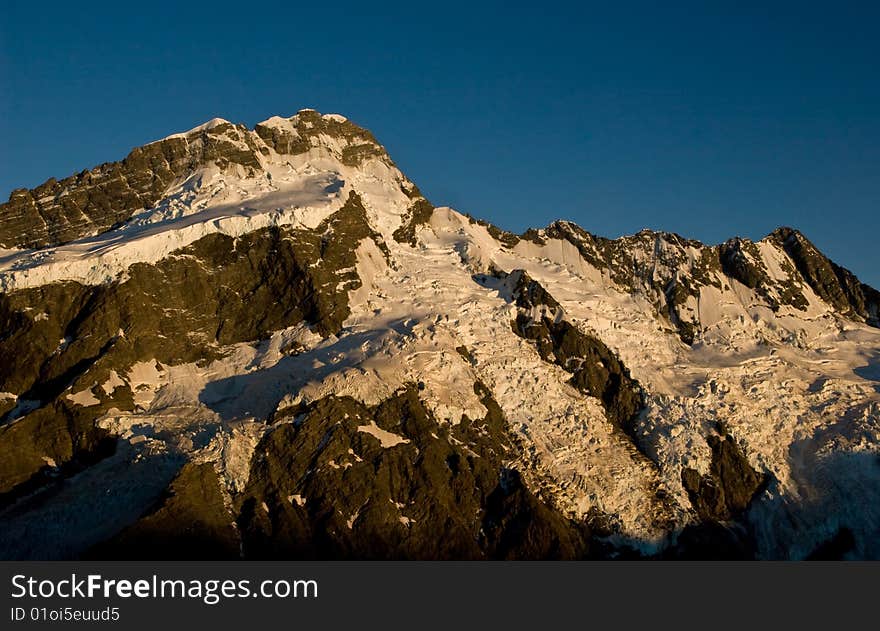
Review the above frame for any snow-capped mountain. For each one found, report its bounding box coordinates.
[0,109,878,560]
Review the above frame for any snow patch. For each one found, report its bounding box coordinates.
[67,388,100,407]
[101,370,126,396]
[158,117,231,142]
[356,422,410,448]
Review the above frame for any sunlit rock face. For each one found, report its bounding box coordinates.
[1,110,878,560]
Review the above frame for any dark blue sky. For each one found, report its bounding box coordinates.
[1,1,878,286]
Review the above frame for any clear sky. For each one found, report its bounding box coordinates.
[1,1,877,286]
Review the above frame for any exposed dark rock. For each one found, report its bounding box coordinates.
[769,227,880,326]
[2,111,877,563]
[670,426,767,560]
[475,268,561,312]
[0,111,391,250]
[0,123,264,249]
[541,222,846,342]
[719,238,808,311]
[236,384,593,559]
[481,468,590,560]
[87,462,239,560]
[719,238,768,291]
[681,427,766,523]
[805,527,856,560]
[507,269,561,311]
[454,345,475,364]
[465,215,522,248]
[0,398,117,502]
[474,268,643,434]
[511,313,643,433]
[254,109,387,168]
[392,198,434,245]
[664,522,756,560]
[544,222,711,343]
[519,228,546,245]
[0,192,379,400]
[544,221,636,290]
[0,191,382,500]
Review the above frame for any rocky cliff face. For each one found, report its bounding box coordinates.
[0,112,392,250]
[0,110,878,560]
[769,227,880,326]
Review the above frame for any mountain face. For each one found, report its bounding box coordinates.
[1,110,878,560]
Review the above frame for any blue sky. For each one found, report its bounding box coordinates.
[1,1,877,286]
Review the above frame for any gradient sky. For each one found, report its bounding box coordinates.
[1,1,877,286]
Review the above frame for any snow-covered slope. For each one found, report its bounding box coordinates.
[0,110,415,290]
[0,110,878,560]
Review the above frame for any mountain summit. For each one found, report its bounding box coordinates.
[1,110,878,560]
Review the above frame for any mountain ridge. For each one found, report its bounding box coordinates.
[3,109,875,329]
[0,109,878,560]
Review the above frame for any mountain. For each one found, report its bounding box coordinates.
[0,109,878,560]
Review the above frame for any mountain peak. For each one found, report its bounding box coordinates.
[766,225,804,243]
[0,108,405,253]
[157,116,234,142]
[1,112,879,561]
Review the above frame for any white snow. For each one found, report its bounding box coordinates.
[67,388,100,407]
[69,194,877,555]
[0,110,415,291]
[127,361,165,409]
[6,111,878,559]
[356,422,410,448]
[101,370,126,396]
[157,117,232,142]
[0,173,345,290]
